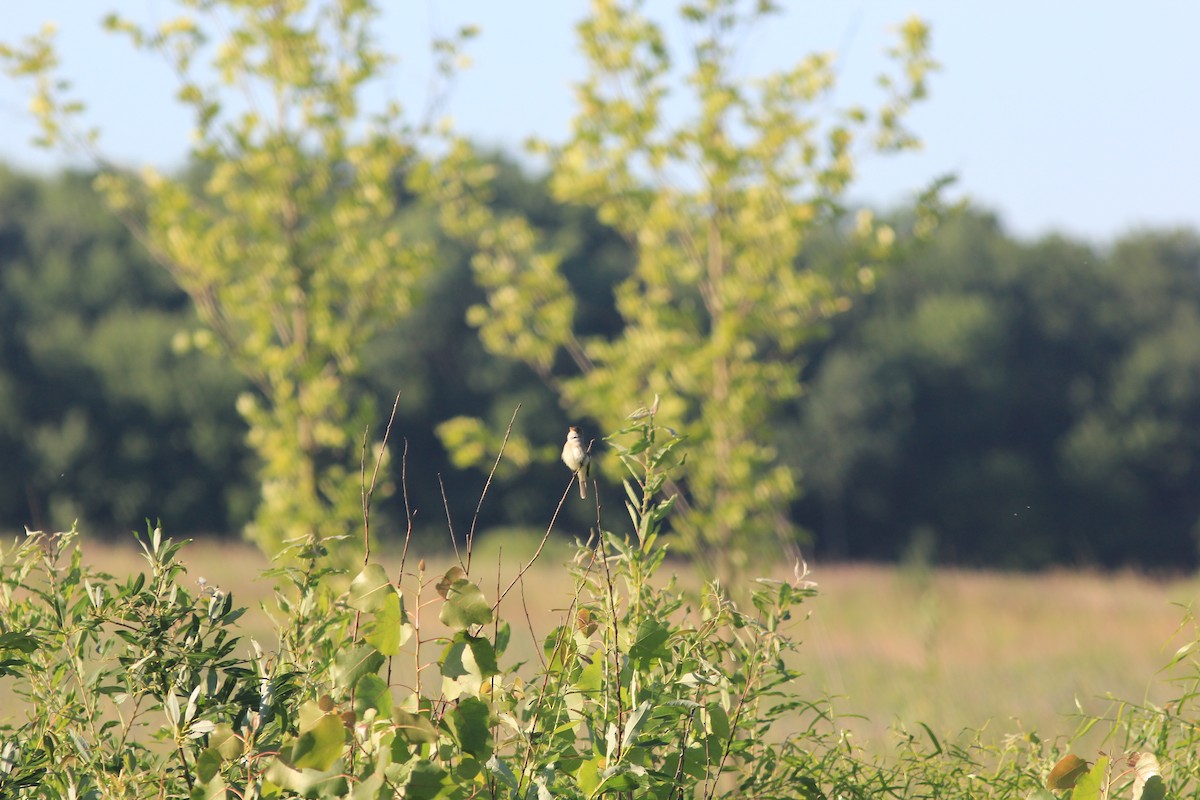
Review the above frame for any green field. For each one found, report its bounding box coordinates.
[70,533,1200,757]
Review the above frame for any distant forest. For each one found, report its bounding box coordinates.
[2,162,1199,569]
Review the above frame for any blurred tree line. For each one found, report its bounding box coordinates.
[2,160,1198,568]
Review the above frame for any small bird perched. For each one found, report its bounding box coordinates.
[561,426,591,498]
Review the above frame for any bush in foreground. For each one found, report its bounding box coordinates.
[0,419,1196,798]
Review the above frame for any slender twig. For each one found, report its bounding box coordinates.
[493,479,573,610]
[390,438,414,690]
[353,391,402,644]
[359,426,370,567]
[598,525,625,762]
[397,438,415,584]
[513,538,602,800]
[518,570,547,671]
[175,740,195,791]
[703,628,768,800]
[439,474,461,568]
[465,405,522,575]
[363,390,404,564]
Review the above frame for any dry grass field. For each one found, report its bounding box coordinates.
[64,532,1200,757]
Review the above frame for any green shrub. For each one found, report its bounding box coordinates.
[0,417,1195,798]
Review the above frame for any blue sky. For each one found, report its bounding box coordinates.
[2,1,1196,243]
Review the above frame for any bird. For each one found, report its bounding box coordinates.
[561,426,591,499]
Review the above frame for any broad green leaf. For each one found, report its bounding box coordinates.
[354,673,392,720]
[592,763,647,796]
[441,632,500,697]
[393,707,438,744]
[1137,776,1167,800]
[211,722,242,761]
[436,566,467,598]
[438,571,493,630]
[404,761,453,800]
[189,771,227,800]
[574,651,603,693]
[447,696,493,760]
[194,747,224,783]
[1071,756,1108,800]
[350,769,385,800]
[291,713,345,771]
[348,564,393,613]
[332,644,385,691]
[575,757,601,796]
[494,620,511,656]
[628,619,671,668]
[263,756,345,795]
[363,589,410,656]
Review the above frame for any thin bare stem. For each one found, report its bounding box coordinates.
[355,391,402,645]
[390,438,414,690]
[439,474,461,569]
[494,478,574,610]
[466,404,522,575]
[397,438,415,581]
[359,426,370,565]
[598,527,625,762]
[362,391,403,565]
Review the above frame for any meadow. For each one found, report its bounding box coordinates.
[74,531,1200,756]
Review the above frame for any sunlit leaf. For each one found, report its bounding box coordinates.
[438,571,492,630]
[291,713,345,771]
[348,564,393,613]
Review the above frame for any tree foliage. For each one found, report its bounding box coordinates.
[1,1,482,557]
[446,0,946,566]
[3,435,1200,798]
[0,165,252,535]
[794,211,1200,567]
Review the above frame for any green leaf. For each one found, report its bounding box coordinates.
[291,713,345,771]
[575,757,601,796]
[190,771,227,800]
[494,620,511,656]
[574,651,603,693]
[628,619,670,668]
[441,632,500,696]
[332,644,385,691]
[363,588,409,656]
[1071,756,1108,800]
[393,707,438,744]
[447,697,493,760]
[348,564,393,613]
[620,700,651,753]
[1138,776,1167,800]
[195,747,224,783]
[0,631,42,654]
[485,754,519,789]
[211,722,242,760]
[438,571,493,630]
[354,673,392,720]
[404,761,453,800]
[350,769,386,800]
[592,763,646,796]
[263,756,345,795]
